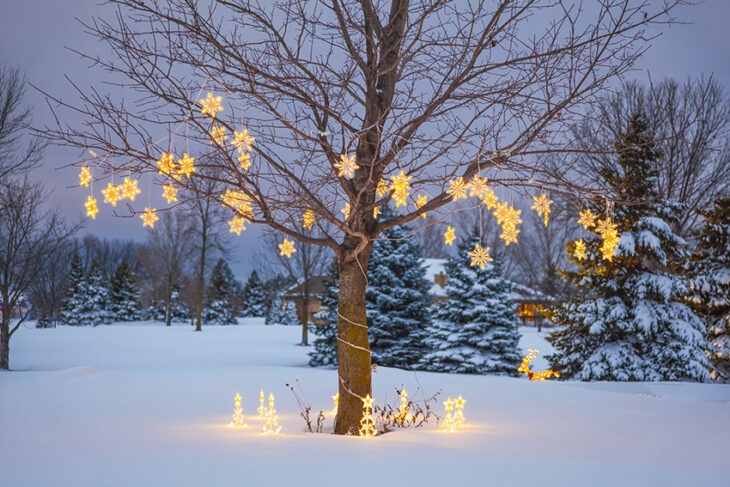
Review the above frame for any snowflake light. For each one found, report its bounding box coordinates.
[359,394,377,438]
[101,182,121,206]
[493,202,509,225]
[341,202,350,219]
[595,216,617,236]
[279,238,296,258]
[390,170,412,207]
[447,177,468,201]
[531,193,552,226]
[177,153,196,179]
[373,207,379,219]
[162,183,178,204]
[221,190,253,217]
[578,209,597,230]
[468,243,493,269]
[503,205,523,228]
[500,224,519,246]
[122,177,141,201]
[210,125,228,145]
[335,153,359,179]
[415,194,428,218]
[480,187,499,209]
[232,129,255,153]
[228,216,247,235]
[200,92,223,118]
[518,349,560,381]
[263,392,281,435]
[156,152,175,176]
[84,195,98,219]
[140,207,159,228]
[376,178,389,198]
[468,175,488,199]
[443,226,456,246]
[441,397,457,433]
[303,210,315,230]
[238,152,251,171]
[79,167,92,187]
[228,392,247,428]
[573,238,586,260]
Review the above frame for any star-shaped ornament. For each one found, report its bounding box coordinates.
[531,193,552,226]
[493,202,509,225]
[578,209,597,230]
[376,178,389,198]
[468,175,488,199]
[334,153,359,179]
[232,129,255,152]
[162,183,178,204]
[447,177,468,201]
[85,195,98,219]
[210,125,228,145]
[303,210,315,230]
[79,167,92,187]
[468,243,493,269]
[503,205,522,228]
[200,92,223,118]
[362,394,374,408]
[500,225,519,246]
[177,153,196,179]
[415,194,428,218]
[279,238,296,258]
[238,152,251,171]
[157,153,175,176]
[228,216,247,236]
[122,177,141,201]
[480,187,499,209]
[574,238,586,260]
[595,217,617,236]
[140,207,159,228]
[443,226,456,246]
[102,182,121,206]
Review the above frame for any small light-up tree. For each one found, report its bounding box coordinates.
[43,0,685,433]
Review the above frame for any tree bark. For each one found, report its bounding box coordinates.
[195,228,207,332]
[334,248,372,435]
[301,267,310,346]
[1,312,9,370]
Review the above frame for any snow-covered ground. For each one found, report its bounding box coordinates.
[1,320,728,487]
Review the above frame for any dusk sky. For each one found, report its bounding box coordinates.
[1,0,729,280]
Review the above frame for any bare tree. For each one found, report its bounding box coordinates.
[26,242,77,323]
[43,0,683,433]
[0,178,78,369]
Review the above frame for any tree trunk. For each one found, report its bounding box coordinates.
[1,313,10,370]
[195,236,207,332]
[165,291,172,327]
[334,250,372,435]
[301,270,310,346]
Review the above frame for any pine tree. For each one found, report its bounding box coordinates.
[241,269,267,317]
[309,260,338,367]
[73,261,115,326]
[265,292,299,326]
[547,114,710,382]
[366,207,432,368]
[688,198,730,382]
[109,260,142,321]
[59,253,85,326]
[419,228,522,374]
[203,258,238,325]
[149,286,190,323]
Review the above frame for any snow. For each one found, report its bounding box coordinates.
[2,320,729,486]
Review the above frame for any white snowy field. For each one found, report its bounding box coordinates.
[1,321,729,487]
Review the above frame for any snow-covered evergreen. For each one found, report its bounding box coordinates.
[548,114,710,382]
[70,261,114,327]
[309,261,338,367]
[418,228,522,375]
[366,208,432,368]
[688,197,730,382]
[59,253,85,326]
[109,260,142,321]
[149,288,190,323]
[241,270,267,317]
[203,259,238,325]
[265,293,299,326]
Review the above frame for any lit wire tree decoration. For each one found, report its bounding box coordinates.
[257,389,266,420]
[79,167,92,187]
[359,394,377,438]
[454,395,466,428]
[85,195,99,219]
[228,392,248,428]
[395,388,412,422]
[263,392,281,435]
[331,392,339,415]
[440,397,457,433]
[518,349,560,381]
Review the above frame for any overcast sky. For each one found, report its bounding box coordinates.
[1,0,729,280]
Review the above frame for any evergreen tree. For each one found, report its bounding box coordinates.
[308,260,338,367]
[419,228,522,374]
[265,293,299,326]
[203,258,238,325]
[149,287,190,323]
[59,253,85,326]
[688,198,730,382]
[366,207,432,368]
[73,261,114,326]
[547,114,710,381]
[109,260,142,321]
[241,269,267,317]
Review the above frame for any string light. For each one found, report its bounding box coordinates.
[79,167,92,187]
[359,394,377,438]
[454,395,466,428]
[468,243,493,269]
[518,349,560,381]
[331,393,339,415]
[162,183,178,204]
[228,216,247,235]
[443,226,456,246]
[263,392,281,435]
[447,177,468,201]
[200,92,223,118]
[531,193,552,226]
[101,182,121,206]
[122,177,141,201]
[279,238,296,258]
[210,125,228,145]
[303,210,315,230]
[396,388,412,422]
[335,153,359,179]
[573,238,586,260]
[85,195,99,219]
[341,202,350,219]
[177,153,196,178]
[578,208,597,230]
[441,397,457,432]
[228,392,247,428]
[140,208,159,228]
[156,152,175,176]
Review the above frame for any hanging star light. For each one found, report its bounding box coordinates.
[162,183,178,204]
[84,195,99,219]
[156,152,175,176]
[140,207,159,228]
[480,187,499,209]
[415,194,428,218]
[177,153,196,179]
[376,178,389,198]
[221,190,253,217]
[210,125,228,145]
[79,167,92,187]
[500,224,519,246]
[600,230,620,261]
[468,243,493,269]
[122,177,141,201]
[341,202,350,219]
[101,182,121,206]
[493,201,510,225]
[444,226,456,246]
[232,129,255,152]
[503,205,522,228]
[578,208,597,230]
[303,210,316,230]
[238,152,251,171]
[531,193,553,226]
[447,177,468,201]
[390,170,412,207]
[468,175,488,199]
[595,216,617,236]
[573,238,587,260]
[200,92,223,118]
[335,153,359,179]
[228,216,247,236]
[279,238,296,258]
[359,394,377,438]
[373,207,379,219]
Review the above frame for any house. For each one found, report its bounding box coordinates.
[283,258,554,328]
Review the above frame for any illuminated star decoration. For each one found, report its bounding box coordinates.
[335,153,359,179]
[359,394,377,438]
[573,238,587,260]
[162,183,178,204]
[415,194,428,218]
[493,202,510,225]
[177,153,196,179]
[200,92,223,118]
[376,178,389,198]
[468,175,488,199]
[279,238,296,258]
[447,177,468,201]
[238,152,251,171]
[468,243,493,269]
[480,187,499,209]
[441,397,456,433]
[122,177,141,201]
[454,395,466,428]
[444,226,456,246]
[503,205,522,228]
[341,202,350,219]
[229,392,247,428]
[79,167,92,187]
[228,216,247,236]
[232,129,255,153]
[263,392,281,435]
[210,125,227,145]
[101,182,121,206]
[390,170,412,207]
[500,224,519,246]
[373,207,379,219]
[157,152,175,176]
[497,204,522,245]
[531,193,553,226]
[331,393,339,415]
[595,217,620,261]
[303,210,316,231]
[84,195,98,219]
[221,189,253,216]
[140,207,159,228]
[578,208,597,230]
